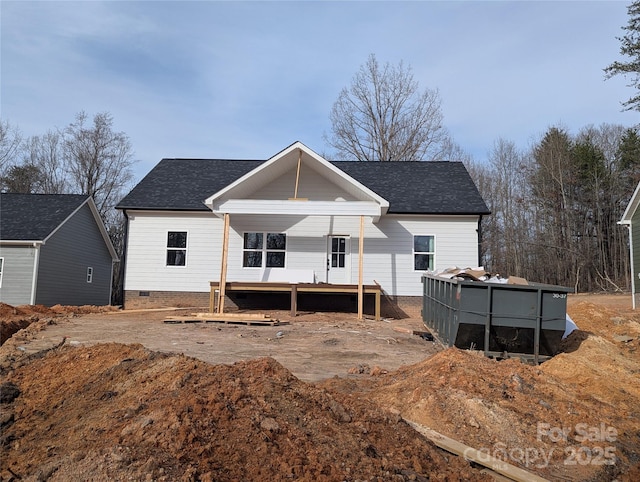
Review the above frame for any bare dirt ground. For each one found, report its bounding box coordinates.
[0,306,439,383]
[1,294,639,481]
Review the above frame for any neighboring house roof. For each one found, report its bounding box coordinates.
[0,193,118,259]
[116,143,490,215]
[621,181,640,224]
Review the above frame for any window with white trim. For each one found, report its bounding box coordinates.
[0,257,4,287]
[243,232,286,268]
[86,267,93,283]
[413,235,435,271]
[167,231,187,266]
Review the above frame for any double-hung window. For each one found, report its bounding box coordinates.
[167,231,187,266]
[413,235,435,271]
[243,232,286,268]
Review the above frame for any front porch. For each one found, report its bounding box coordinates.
[203,143,393,320]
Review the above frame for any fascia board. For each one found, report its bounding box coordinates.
[211,199,382,218]
[86,198,120,261]
[622,181,640,223]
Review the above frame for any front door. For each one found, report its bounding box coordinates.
[327,235,350,284]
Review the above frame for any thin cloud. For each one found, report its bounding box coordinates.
[1,0,635,180]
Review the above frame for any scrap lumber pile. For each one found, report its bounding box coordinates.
[164,312,280,326]
[432,266,530,285]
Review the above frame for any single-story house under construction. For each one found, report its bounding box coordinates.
[116,141,490,318]
[620,180,640,309]
[0,193,118,306]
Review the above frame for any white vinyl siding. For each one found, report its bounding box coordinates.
[124,212,220,292]
[124,211,479,297]
[361,216,479,296]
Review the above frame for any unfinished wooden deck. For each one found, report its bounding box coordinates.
[209,281,382,320]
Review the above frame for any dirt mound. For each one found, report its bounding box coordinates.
[1,343,488,481]
[320,297,640,481]
[0,303,119,346]
[0,302,111,319]
[2,294,639,480]
[0,319,32,345]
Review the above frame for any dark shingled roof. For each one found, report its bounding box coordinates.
[335,161,490,215]
[116,159,263,211]
[116,159,490,215]
[0,193,90,241]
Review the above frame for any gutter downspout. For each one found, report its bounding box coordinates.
[30,242,41,305]
[109,259,115,306]
[477,215,484,267]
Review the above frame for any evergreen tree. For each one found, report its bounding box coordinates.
[604,1,640,111]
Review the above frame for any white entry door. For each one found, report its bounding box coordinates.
[327,235,350,284]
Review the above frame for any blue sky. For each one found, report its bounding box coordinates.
[1,1,637,182]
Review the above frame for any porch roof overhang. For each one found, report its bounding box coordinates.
[203,142,389,222]
[209,199,384,221]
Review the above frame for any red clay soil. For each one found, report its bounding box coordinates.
[0,303,117,345]
[1,343,486,481]
[322,295,640,481]
[1,294,639,481]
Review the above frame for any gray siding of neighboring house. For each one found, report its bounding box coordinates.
[36,203,113,306]
[0,245,37,305]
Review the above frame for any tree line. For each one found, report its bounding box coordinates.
[466,0,640,292]
[3,10,640,305]
[466,125,640,292]
[326,50,640,292]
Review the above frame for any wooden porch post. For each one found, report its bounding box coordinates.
[358,215,364,320]
[216,213,230,314]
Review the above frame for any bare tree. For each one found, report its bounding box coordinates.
[23,130,67,194]
[327,54,449,162]
[0,119,22,174]
[440,137,473,163]
[466,140,532,277]
[62,111,135,222]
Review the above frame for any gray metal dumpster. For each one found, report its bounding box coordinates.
[422,274,573,364]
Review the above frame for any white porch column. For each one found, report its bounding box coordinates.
[358,215,364,320]
[216,213,230,313]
